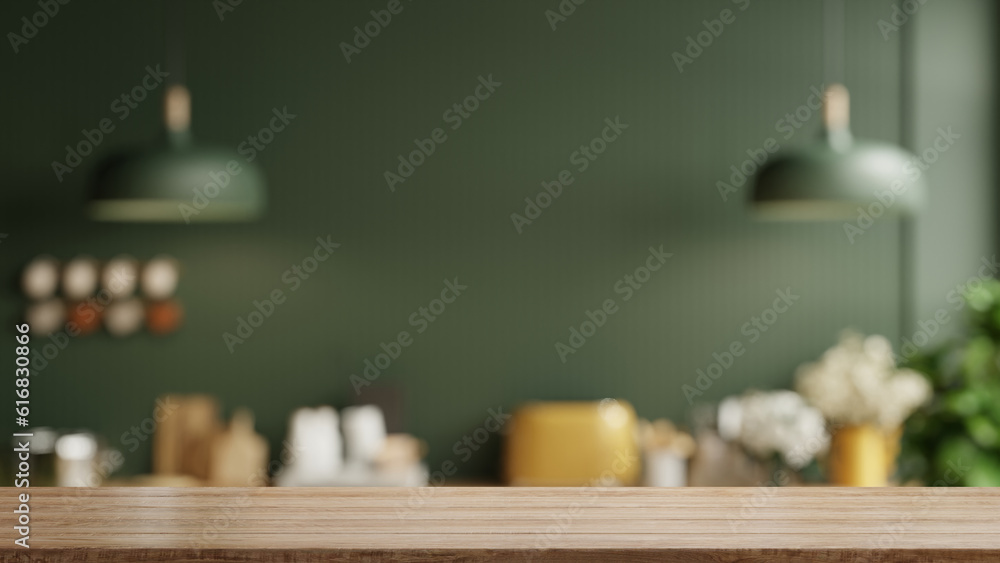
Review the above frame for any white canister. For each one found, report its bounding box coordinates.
[341,405,387,464]
[643,448,688,487]
[55,433,99,487]
[275,406,343,486]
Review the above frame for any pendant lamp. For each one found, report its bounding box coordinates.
[87,86,265,222]
[87,2,265,222]
[750,84,925,220]
[750,0,925,220]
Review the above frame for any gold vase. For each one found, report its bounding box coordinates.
[827,425,901,486]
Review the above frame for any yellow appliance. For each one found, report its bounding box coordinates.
[503,400,640,486]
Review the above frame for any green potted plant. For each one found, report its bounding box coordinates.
[901,280,1000,486]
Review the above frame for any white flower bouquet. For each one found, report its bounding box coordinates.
[795,331,931,429]
[717,389,830,470]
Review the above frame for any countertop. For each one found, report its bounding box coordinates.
[1,486,999,561]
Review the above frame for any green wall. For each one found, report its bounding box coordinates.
[0,0,943,479]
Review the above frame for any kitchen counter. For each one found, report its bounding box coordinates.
[1,486,998,561]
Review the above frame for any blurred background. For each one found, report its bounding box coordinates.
[1,0,996,488]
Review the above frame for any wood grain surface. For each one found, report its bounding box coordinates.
[1,487,998,562]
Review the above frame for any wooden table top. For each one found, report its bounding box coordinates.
[1,486,998,561]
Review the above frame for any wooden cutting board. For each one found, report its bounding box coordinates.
[152,394,220,480]
[209,409,269,486]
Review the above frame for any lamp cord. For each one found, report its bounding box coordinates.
[164,0,185,87]
[822,0,845,86]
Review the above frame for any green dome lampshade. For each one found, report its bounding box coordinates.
[88,85,265,222]
[750,84,925,220]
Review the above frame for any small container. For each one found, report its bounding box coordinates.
[55,432,100,487]
[11,428,58,487]
[341,405,387,464]
[643,448,688,487]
